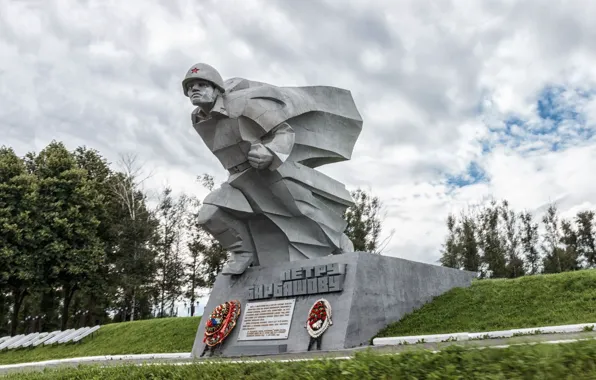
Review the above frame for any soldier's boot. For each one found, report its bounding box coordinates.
[221,252,254,275]
[197,204,256,276]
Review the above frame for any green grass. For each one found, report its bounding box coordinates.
[5,340,596,379]
[0,317,201,365]
[376,269,596,338]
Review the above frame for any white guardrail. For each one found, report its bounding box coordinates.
[372,322,596,346]
[0,326,101,350]
[1,322,595,353]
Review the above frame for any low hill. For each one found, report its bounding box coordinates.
[376,269,596,338]
[0,317,201,365]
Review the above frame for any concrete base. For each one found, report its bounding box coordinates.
[191,252,477,358]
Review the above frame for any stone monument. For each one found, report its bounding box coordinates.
[182,63,361,276]
[182,63,477,357]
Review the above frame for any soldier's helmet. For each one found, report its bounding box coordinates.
[182,63,225,96]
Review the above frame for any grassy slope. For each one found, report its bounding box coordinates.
[376,269,596,338]
[0,317,201,365]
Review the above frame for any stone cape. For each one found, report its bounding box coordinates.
[219,77,364,169]
[191,252,477,358]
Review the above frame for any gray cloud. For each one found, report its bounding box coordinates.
[2,0,596,264]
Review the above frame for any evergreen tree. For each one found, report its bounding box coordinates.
[344,189,384,253]
[519,210,541,275]
[559,218,581,271]
[541,204,565,274]
[500,201,524,278]
[439,214,461,268]
[575,210,596,267]
[476,201,507,278]
[459,214,480,272]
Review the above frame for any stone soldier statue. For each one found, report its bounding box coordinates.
[182,63,363,275]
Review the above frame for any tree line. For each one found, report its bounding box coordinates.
[0,141,383,336]
[439,199,596,278]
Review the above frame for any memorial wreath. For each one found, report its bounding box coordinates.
[202,300,241,350]
[305,298,332,350]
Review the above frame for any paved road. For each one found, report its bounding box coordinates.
[2,331,596,376]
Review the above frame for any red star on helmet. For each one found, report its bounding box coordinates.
[191,67,199,73]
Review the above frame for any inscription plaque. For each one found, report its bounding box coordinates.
[237,299,296,341]
[247,263,346,301]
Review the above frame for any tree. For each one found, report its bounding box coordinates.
[197,174,215,192]
[460,213,480,272]
[575,211,596,267]
[71,146,115,326]
[500,201,524,278]
[155,187,188,317]
[26,141,105,330]
[519,210,540,275]
[193,174,228,289]
[541,203,565,274]
[185,197,206,317]
[439,209,480,273]
[109,180,159,321]
[476,201,507,278]
[107,154,157,322]
[344,188,389,253]
[559,218,581,271]
[198,241,228,289]
[440,200,528,278]
[440,197,596,277]
[439,214,461,269]
[0,147,39,335]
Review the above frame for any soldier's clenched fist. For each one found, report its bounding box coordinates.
[248,142,274,170]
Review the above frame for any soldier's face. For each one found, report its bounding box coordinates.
[187,80,216,106]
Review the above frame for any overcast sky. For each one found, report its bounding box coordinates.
[2,0,596,268]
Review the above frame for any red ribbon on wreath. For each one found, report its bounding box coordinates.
[203,300,241,347]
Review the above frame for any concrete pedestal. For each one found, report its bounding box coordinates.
[191,252,476,358]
